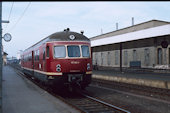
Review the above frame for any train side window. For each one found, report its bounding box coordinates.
[26,55,27,61]
[37,50,39,61]
[46,46,49,58]
[43,48,45,60]
[29,53,31,61]
[34,51,36,61]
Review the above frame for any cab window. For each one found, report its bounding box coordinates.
[67,45,80,57]
[81,45,90,57]
[54,46,66,58]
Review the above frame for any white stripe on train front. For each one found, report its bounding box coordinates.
[22,67,62,76]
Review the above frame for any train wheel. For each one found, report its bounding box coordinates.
[68,86,73,92]
[81,85,86,90]
[68,84,74,92]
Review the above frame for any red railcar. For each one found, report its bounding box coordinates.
[21,29,92,90]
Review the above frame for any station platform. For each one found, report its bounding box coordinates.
[2,66,80,113]
[92,69,170,90]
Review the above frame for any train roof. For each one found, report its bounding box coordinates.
[48,31,90,42]
[23,30,90,53]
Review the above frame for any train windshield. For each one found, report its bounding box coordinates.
[81,45,90,57]
[54,46,66,58]
[67,45,80,57]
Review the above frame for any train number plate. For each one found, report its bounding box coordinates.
[68,74,83,82]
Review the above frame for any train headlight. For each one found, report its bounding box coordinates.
[56,64,61,68]
[56,68,61,72]
[87,63,90,70]
[56,64,61,72]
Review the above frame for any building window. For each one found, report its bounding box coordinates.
[133,50,137,61]
[158,48,162,65]
[164,48,167,64]
[101,52,103,66]
[115,50,118,65]
[107,52,111,66]
[169,48,170,65]
[124,51,128,65]
[95,53,98,65]
[144,48,150,66]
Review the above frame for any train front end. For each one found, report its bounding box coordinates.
[46,31,92,90]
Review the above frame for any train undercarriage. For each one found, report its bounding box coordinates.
[23,68,91,91]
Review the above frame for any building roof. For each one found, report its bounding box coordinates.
[3,52,8,56]
[91,20,170,47]
[90,19,170,41]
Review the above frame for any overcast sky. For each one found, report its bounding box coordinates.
[2,1,170,58]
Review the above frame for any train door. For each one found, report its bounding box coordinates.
[32,51,34,75]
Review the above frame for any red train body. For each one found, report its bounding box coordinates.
[21,30,92,89]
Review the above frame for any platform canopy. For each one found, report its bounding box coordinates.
[91,24,170,47]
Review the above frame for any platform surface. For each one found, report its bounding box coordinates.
[92,69,170,89]
[92,69,170,82]
[2,66,80,113]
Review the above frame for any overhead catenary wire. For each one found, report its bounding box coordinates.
[7,2,31,33]
[7,2,14,21]
[3,2,14,33]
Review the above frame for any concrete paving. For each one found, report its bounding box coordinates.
[2,66,80,113]
[93,70,170,81]
[92,70,170,89]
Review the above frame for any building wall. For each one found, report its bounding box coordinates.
[92,35,170,69]
[93,47,155,68]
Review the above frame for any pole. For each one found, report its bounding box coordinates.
[0,2,10,112]
[132,17,134,26]
[0,2,2,113]
[101,28,103,34]
[116,23,118,30]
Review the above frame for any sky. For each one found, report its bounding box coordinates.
[2,1,170,58]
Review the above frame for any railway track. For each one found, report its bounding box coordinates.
[11,65,130,113]
[63,91,130,113]
[92,78,170,102]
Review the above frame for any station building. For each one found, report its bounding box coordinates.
[90,20,170,71]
